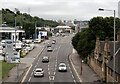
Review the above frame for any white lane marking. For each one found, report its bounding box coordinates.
[48,68,49,70]
[28,77,31,82]
[55,65,57,67]
[69,66,71,69]
[54,72,56,75]
[48,65,49,67]
[70,70,72,73]
[35,65,37,68]
[31,72,33,76]
[68,63,69,66]
[49,76,55,80]
[36,62,38,65]
[55,68,56,70]
[48,72,50,75]
[72,75,74,78]
[74,80,76,84]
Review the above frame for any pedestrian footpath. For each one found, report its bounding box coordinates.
[70,49,101,83]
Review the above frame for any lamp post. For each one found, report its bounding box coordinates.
[98,8,116,83]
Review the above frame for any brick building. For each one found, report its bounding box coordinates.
[87,30,120,83]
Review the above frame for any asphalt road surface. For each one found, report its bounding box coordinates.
[23,34,80,84]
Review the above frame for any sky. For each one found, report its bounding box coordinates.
[1,0,120,20]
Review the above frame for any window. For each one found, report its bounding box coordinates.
[108,68,110,75]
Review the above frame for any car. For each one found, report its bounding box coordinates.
[42,56,49,62]
[52,40,56,44]
[47,47,52,51]
[58,63,67,72]
[1,40,5,48]
[34,39,41,43]
[47,43,52,48]
[34,68,44,77]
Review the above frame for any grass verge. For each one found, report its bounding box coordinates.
[1,61,15,80]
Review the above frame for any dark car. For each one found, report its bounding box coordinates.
[42,56,49,62]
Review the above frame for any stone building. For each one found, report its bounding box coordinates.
[87,30,120,83]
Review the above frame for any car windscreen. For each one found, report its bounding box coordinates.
[60,65,65,67]
[36,70,42,72]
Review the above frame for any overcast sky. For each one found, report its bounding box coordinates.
[1,0,120,20]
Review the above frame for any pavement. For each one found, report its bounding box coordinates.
[70,48,101,83]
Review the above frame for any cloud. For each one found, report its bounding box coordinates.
[0,0,119,20]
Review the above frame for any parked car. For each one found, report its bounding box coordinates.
[58,62,67,72]
[34,39,41,43]
[42,56,49,62]
[1,40,5,48]
[34,68,44,77]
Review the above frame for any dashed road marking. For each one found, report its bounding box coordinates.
[54,72,56,75]
[74,80,76,84]
[35,65,37,68]
[31,72,33,76]
[72,75,74,78]
[48,68,49,70]
[28,77,31,82]
[69,66,71,69]
[70,70,72,73]
[49,76,55,80]
[48,72,50,75]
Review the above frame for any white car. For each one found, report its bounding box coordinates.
[34,68,44,77]
[1,40,5,48]
[34,39,41,43]
[58,63,67,72]
[47,47,52,51]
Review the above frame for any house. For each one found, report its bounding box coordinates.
[0,26,25,41]
[87,29,120,83]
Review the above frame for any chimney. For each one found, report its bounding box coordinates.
[117,28,120,42]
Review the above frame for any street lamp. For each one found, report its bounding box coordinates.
[98,8,116,83]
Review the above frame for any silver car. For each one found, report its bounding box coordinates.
[34,68,44,77]
[58,63,67,72]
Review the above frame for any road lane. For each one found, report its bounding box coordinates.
[22,35,79,83]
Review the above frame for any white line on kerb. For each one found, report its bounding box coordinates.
[28,77,31,82]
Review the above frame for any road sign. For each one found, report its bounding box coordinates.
[5,40,20,63]
[40,32,43,36]
[39,31,47,36]
[5,40,14,63]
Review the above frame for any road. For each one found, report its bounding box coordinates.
[22,35,80,84]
